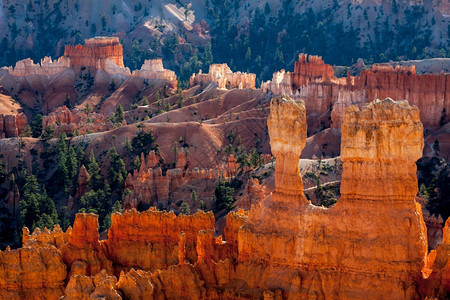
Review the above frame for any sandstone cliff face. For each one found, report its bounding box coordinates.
[124,151,240,210]
[4,56,70,77]
[423,218,450,297]
[0,96,448,298]
[190,63,256,89]
[0,112,27,138]
[236,97,429,299]
[60,213,113,277]
[4,37,127,77]
[103,208,215,273]
[64,37,125,70]
[263,53,450,129]
[4,38,179,86]
[0,243,67,300]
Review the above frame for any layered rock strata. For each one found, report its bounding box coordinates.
[190,63,256,89]
[0,97,448,299]
[64,37,125,69]
[0,113,27,138]
[237,97,429,298]
[42,106,115,135]
[3,38,178,84]
[0,239,67,299]
[262,54,450,128]
[103,208,215,273]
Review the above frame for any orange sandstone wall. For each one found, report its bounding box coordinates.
[103,208,215,272]
[64,37,125,69]
[263,54,450,128]
[0,97,448,299]
[236,97,429,299]
[0,113,27,138]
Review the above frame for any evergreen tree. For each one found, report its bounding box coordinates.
[250,148,260,168]
[56,133,69,191]
[204,42,213,67]
[133,155,141,170]
[87,151,103,191]
[40,125,54,144]
[108,147,127,190]
[109,79,116,92]
[31,114,43,138]
[67,146,79,186]
[191,190,197,206]
[177,88,184,108]
[180,202,190,215]
[114,104,125,124]
[20,174,58,230]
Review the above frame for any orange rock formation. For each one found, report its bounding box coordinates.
[4,38,178,85]
[0,97,448,299]
[103,208,215,273]
[64,37,125,69]
[236,97,429,298]
[0,112,27,138]
[42,106,115,135]
[190,63,256,89]
[262,54,450,128]
[124,151,240,210]
[0,230,67,299]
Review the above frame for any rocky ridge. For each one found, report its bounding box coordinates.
[262,54,450,130]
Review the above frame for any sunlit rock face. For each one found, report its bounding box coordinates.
[64,37,125,70]
[236,97,429,299]
[0,96,447,299]
[190,63,256,89]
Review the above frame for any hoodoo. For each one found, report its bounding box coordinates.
[236,97,429,298]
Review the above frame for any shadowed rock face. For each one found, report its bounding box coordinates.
[0,97,447,299]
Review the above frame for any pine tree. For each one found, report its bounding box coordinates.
[31,114,43,138]
[250,148,260,168]
[133,155,141,170]
[57,133,69,191]
[180,202,190,215]
[114,104,125,124]
[108,147,127,190]
[20,174,58,230]
[191,190,197,206]
[87,151,103,191]
[67,146,79,187]
[177,88,184,108]
[204,42,213,67]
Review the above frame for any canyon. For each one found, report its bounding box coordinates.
[0,1,448,298]
[0,97,447,299]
